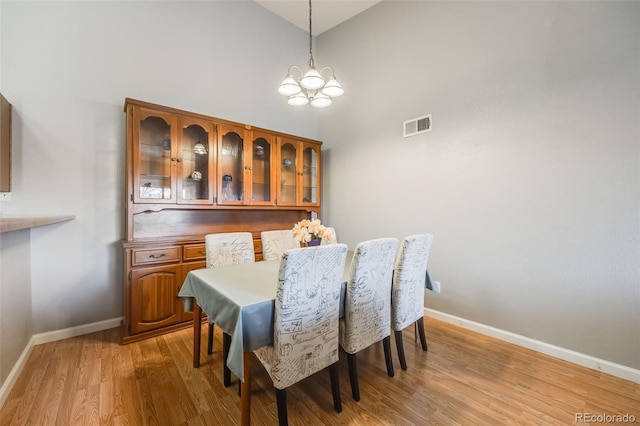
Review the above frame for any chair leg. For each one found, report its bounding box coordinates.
[276,388,288,426]
[223,332,232,387]
[207,322,214,355]
[329,362,342,413]
[395,330,407,370]
[346,353,360,401]
[382,336,395,377]
[416,317,428,351]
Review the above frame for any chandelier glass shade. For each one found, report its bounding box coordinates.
[277,0,344,108]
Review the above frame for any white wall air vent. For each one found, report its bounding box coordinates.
[403,114,432,138]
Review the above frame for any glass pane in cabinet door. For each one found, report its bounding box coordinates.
[220,131,244,202]
[252,137,271,202]
[302,146,318,203]
[280,142,297,204]
[181,124,210,201]
[139,116,172,200]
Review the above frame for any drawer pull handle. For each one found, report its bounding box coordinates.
[149,253,166,259]
[198,250,206,255]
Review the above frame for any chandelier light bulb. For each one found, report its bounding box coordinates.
[310,91,332,108]
[321,76,344,97]
[300,68,325,90]
[288,92,310,106]
[278,74,302,96]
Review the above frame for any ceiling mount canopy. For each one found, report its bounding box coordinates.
[277,0,344,108]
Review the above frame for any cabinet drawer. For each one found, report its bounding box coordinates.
[184,244,206,261]
[132,246,180,266]
[253,239,263,254]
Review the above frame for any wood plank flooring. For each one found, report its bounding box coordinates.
[1,317,638,425]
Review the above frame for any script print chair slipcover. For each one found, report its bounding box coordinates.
[204,232,255,385]
[339,238,399,401]
[254,244,348,426]
[391,234,434,370]
[261,229,300,261]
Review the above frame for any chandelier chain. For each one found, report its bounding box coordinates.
[308,0,314,68]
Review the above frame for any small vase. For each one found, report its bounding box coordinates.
[305,239,321,247]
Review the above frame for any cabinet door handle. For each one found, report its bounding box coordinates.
[176,158,182,162]
[149,253,166,259]
[244,166,251,170]
[171,157,177,162]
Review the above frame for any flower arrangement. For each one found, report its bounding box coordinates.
[292,219,333,244]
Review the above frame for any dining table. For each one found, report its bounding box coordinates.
[178,251,438,426]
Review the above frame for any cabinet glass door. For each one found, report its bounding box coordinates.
[302,145,319,204]
[250,132,275,205]
[134,108,177,203]
[179,119,214,204]
[218,125,246,204]
[278,141,298,205]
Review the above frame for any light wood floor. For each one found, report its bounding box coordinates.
[1,317,638,425]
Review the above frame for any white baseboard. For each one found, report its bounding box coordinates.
[0,335,36,411]
[31,317,122,345]
[425,308,640,384]
[0,317,123,409]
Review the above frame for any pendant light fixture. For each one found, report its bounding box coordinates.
[277,0,344,108]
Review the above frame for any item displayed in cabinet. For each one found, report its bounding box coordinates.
[193,142,207,155]
[191,171,202,181]
[161,137,171,150]
[221,174,235,201]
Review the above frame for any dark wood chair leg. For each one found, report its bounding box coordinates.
[416,317,428,351]
[223,332,232,387]
[329,362,342,412]
[346,353,360,401]
[395,330,407,370]
[382,336,395,377]
[276,388,288,426]
[207,322,214,355]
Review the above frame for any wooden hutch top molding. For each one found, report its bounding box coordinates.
[124,98,323,147]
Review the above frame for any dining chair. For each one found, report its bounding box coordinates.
[321,226,338,245]
[339,238,398,401]
[391,234,434,370]
[204,232,255,385]
[254,243,348,426]
[260,229,300,261]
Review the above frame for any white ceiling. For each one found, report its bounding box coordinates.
[255,0,382,36]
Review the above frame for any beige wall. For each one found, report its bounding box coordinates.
[0,230,32,391]
[318,1,639,369]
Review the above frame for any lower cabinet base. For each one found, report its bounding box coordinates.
[121,317,207,345]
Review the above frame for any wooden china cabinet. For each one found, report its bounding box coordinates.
[122,98,322,343]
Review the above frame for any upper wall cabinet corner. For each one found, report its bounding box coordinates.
[0,93,12,193]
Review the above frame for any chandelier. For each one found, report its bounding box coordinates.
[277,0,344,108]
